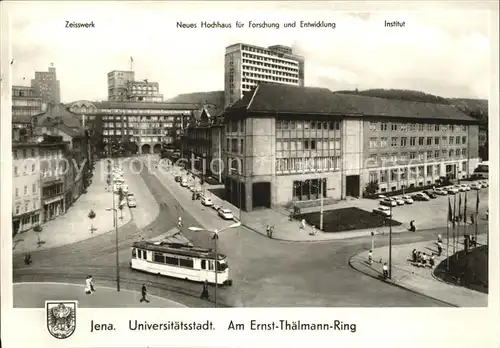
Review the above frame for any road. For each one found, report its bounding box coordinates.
[13,157,488,307]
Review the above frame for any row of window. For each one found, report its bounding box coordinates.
[241,71,298,85]
[369,122,468,133]
[225,120,245,133]
[153,252,194,268]
[276,156,341,173]
[292,178,327,202]
[369,136,467,148]
[14,183,39,197]
[368,148,467,163]
[241,60,298,78]
[226,138,244,154]
[13,199,40,216]
[13,162,66,177]
[42,184,64,198]
[13,148,62,160]
[71,108,191,115]
[12,99,43,107]
[368,162,468,182]
[276,120,341,131]
[276,139,341,151]
[103,129,171,136]
[241,50,299,68]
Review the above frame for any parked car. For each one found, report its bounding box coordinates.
[446,186,459,194]
[460,184,471,191]
[128,198,137,208]
[174,176,182,182]
[401,195,414,204]
[212,204,221,211]
[201,197,214,206]
[393,197,405,205]
[423,190,437,199]
[480,180,489,188]
[434,188,448,195]
[470,182,482,190]
[373,206,392,217]
[455,185,467,192]
[380,198,397,207]
[127,193,135,200]
[218,208,234,220]
[375,194,387,199]
[180,179,188,187]
[412,192,430,201]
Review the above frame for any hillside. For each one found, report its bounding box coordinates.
[166,91,225,109]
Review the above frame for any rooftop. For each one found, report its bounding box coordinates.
[37,104,82,128]
[227,83,360,116]
[92,100,199,110]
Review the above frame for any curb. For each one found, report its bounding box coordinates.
[348,254,458,307]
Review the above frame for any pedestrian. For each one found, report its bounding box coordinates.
[265,225,270,237]
[269,225,274,239]
[368,250,373,264]
[470,213,475,225]
[429,254,435,268]
[437,234,442,243]
[140,283,150,303]
[411,249,417,263]
[85,276,93,295]
[309,225,316,236]
[178,216,182,228]
[437,241,443,256]
[382,262,388,279]
[301,219,306,229]
[89,275,96,293]
[471,236,476,248]
[200,280,209,300]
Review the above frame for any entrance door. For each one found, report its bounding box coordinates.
[12,220,20,236]
[346,175,360,197]
[446,164,456,179]
[252,182,271,208]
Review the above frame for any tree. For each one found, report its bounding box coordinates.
[88,209,96,233]
[33,224,43,247]
[364,181,379,197]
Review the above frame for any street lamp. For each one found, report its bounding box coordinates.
[230,168,242,221]
[388,205,393,279]
[105,207,120,292]
[189,221,241,307]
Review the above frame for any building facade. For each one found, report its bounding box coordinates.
[107,70,135,101]
[222,84,480,212]
[224,43,305,108]
[107,70,163,102]
[68,100,198,156]
[12,85,44,118]
[31,64,61,105]
[12,135,70,234]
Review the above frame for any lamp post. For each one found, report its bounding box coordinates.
[189,221,241,307]
[230,168,242,221]
[388,204,393,279]
[105,207,120,292]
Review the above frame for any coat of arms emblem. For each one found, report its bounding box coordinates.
[46,301,77,339]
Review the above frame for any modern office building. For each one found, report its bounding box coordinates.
[224,43,305,107]
[68,100,199,156]
[31,64,61,105]
[222,83,480,212]
[12,85,44,118]
[107,70,163,102]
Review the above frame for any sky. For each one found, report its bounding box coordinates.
[3,1,496,103]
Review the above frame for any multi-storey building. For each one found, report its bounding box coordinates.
[31,64,61,105]
[180,105,223,182]
[224,43,305,107]
[12,135,69,234]
[68,100,198,156]
[107,70,163,102]
[12,85,44,118]
[222,83,480,212]
[107,70,135,101]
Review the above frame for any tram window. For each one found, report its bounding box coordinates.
[217,262,227,271]
[153,252,165,263]
[179,258,194,268]
[132,248,136,257]
[201,260,206,270]
[208,261,214,270]
[165,256,179,266]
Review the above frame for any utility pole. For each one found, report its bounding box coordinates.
[388,204,393,279]
[320,178,324,231]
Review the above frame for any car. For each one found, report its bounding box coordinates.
[423,190,437,199]
[201,197,214,206]
[122,185,129,193]
[393,197,405,205]
[434,188,448,195]
[446,186,459,194]
[180,179,188,187]
[128,198,137,207]
[174,176,182,182]
[470,182,482,190]
[212,204,221,211]
[380,198,397,207]
[460,184,471,191]
[127,193,135,200]
[373,206,392,217]
[218,208,234,220]
[480,180,489,188]
[375,194,387,199]
[455,185,467,192]
[401,195,414,204]
[412,192,430,201]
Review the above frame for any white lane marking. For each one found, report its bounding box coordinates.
[14,282,187,307]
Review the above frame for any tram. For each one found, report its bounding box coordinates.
[130,240,232,285]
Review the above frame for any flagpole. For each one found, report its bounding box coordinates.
[452,194,457,255]
[446,208,450,271]
[475,189,479,243]
[464,191,468,252]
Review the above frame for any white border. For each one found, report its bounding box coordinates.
[1,1,499,348]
